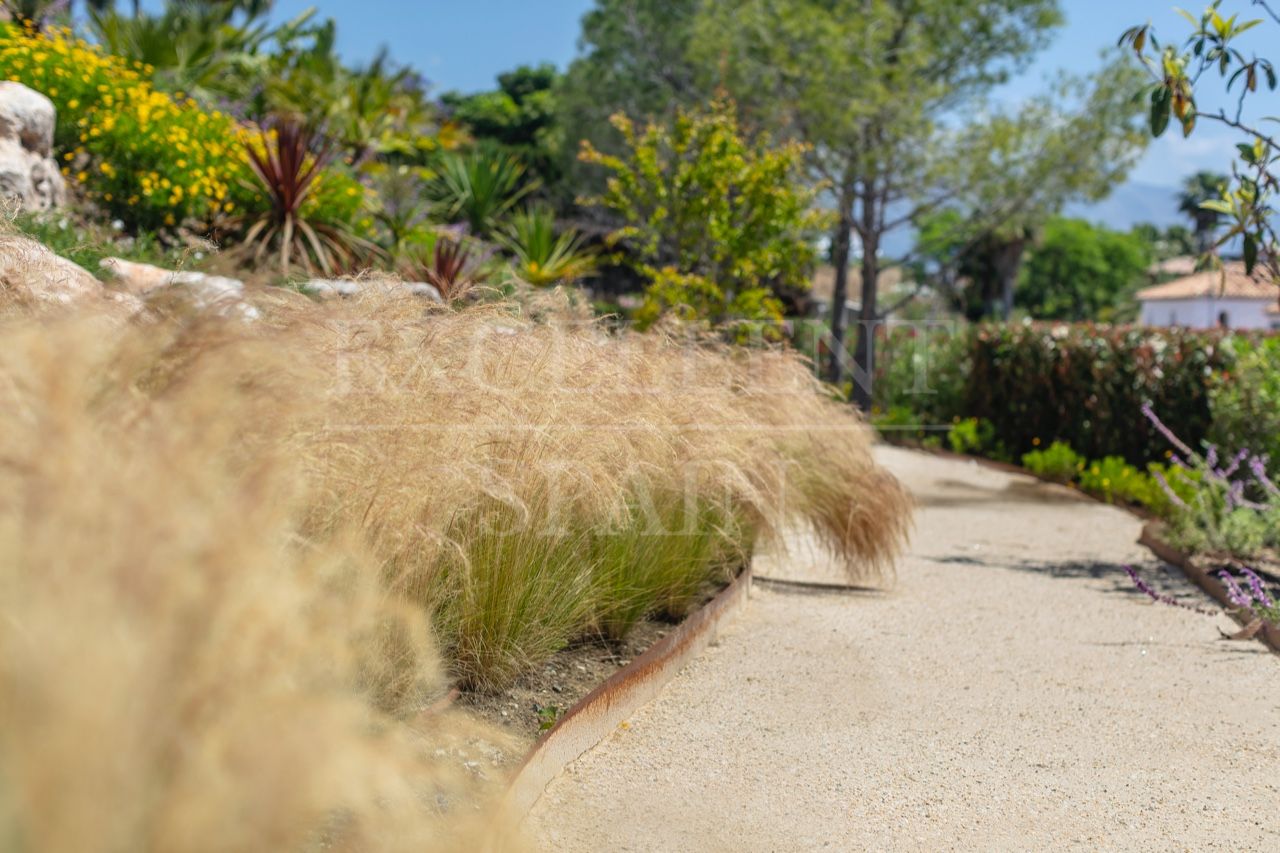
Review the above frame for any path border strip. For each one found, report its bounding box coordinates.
[502,566,753,821]
[1138,523,1280,654]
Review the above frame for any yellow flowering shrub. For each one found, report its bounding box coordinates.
[0,23,366,237]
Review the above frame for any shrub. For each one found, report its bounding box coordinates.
[1209,337,1280,473]
[1076,455,1157,505]
[498,205,596,286]
[966,323,1234,466]
[240,119,374,275]
[580,99,825,335]
[0,22,252,230]
[0,23,367,241]
[1021,440,1084,484]
[947,417,1001,458]
[872,323,970,428]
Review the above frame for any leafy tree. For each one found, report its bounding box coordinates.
[87,0,302,105]
[579,100,825,335]
[557,0,706,204]
[442,64,563,194]
[1177,170,1229,252]
[1120,3,1280,277]
[935,58,1148,319]
[1132,222,1197,260]
[694,0,1064,407]
[1016,218,1152,321]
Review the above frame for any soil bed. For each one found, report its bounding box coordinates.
[459,578,725,761]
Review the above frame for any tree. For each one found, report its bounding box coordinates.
[557,0,706,205]
[442,64,563,196]
[579,100,825,335]
[932,57,1148,319]
[694,0,1063,408]
[1017,218,1152,321]
[1121,4,1280,278]
[1177,170,1228,252]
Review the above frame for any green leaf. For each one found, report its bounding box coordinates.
[1150,87,1172,137]
[1243,232,1258,272]
[1199,199,1235,215]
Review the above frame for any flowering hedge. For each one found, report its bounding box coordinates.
[0,23,367,237]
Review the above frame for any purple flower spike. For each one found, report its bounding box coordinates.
[1241,568,1274,608]
[1152,469,1188,509]
[1221,448,1250,479]
[1249,456,1279,496]
[1126,565,1219,616]
[1218,570,1254,608]
[1141,403,1194,457]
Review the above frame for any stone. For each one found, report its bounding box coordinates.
[100,257,258,320]
[0,233,141,311]
[301,277,443,302]
[0,82,65,212]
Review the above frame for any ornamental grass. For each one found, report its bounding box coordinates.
[0,282,910,845]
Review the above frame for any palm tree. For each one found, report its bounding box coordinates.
[1178,171,1228,253]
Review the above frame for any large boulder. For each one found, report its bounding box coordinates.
[0,82,66,212]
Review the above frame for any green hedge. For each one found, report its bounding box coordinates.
[872,323,1266,467]
[966,324,1236,466]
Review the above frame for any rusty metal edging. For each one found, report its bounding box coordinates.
[1138,523,1280,654]
[501,565,754,822]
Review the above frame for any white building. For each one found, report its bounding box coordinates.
[1136,263,1280,330]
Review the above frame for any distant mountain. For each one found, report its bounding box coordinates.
[1065,181,1182,231]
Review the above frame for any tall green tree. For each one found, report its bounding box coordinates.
[443,64,563,196]
[1017,217,1151,321]
[1177,170,1228,253]
[557,0,706,203]
[935,57,1147,319]
[694,0,1063,408]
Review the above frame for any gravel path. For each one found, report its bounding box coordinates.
[524,446,1280,851]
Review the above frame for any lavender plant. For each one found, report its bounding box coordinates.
[1218,567,1280,627]
[1142,404,1280,558]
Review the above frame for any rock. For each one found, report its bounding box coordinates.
[98,257,175,295]
[301,277,443,303]
[100,256,257,320]
[0,233,141,311]
[0,82,65,212]
[301,278,364,299]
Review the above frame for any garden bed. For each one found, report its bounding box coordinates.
[462,617,680,751]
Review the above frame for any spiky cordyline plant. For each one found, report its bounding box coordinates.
[241,119,372,276]
[400,234,484,302]
[498,205,597,287]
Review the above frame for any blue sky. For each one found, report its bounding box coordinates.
[258,1,1280,193]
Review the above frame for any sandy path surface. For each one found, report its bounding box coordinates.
[524,446,1280,851]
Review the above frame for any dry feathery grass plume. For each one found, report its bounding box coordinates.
[0,310,515,852]
[0,276,911,846]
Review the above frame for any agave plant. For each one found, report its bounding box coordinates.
[399,234,485,302]
[241,119,372,276]
[430,148,537,237]
[498,206,597,287]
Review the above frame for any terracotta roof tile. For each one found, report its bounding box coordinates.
[1135,263,1278,302]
